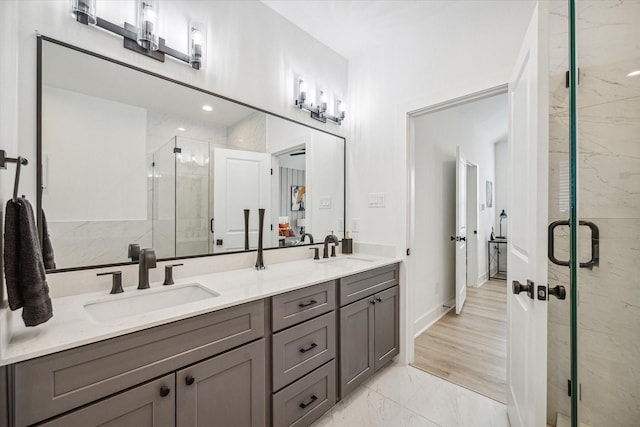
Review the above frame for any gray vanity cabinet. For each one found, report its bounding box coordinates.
[38,374,175,427]
[338,264,399,399]
[176,339,266,427]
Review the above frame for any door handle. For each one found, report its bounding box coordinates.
[548,285,566,300]
[450,236,456,241]
[210,218,214,233]
[548,220,599,269]
[450,236,466,242]
[512,280,534,299]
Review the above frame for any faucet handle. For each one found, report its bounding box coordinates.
[128,243,140,262]
[141,248,157,268]
[309,247,320,260]
[163,263,184,286]
[97,271,124,294]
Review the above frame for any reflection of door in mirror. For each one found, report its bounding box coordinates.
[213,148,271,252]
[275,144,307,247]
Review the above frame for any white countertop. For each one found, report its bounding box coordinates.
[0,255,400,366]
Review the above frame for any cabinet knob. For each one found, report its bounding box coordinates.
[375,297,382,303]
[369,299,376,304]
[185,375,195,386]
[159,386,171,397]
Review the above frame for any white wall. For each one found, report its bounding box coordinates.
[494,138,509,237]
[6,0,347,204]
[345,1,534,253]
[412,94,505,334]
[43,86,147,221]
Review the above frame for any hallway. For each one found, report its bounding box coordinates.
[413,280,507,403]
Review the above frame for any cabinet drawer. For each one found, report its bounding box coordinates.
[339,264,399,306]
[39,374,175,427]
[272,281,335,332]
[273,312,335,391]
[273,360,336,427]
[14,300,264,427]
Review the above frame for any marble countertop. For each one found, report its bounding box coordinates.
[0,254,400,366]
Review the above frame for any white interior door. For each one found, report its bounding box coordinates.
[213,148,271,252]
[455,146,467,314]
[506,3,548,427]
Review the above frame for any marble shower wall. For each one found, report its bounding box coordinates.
[547,1,640,426]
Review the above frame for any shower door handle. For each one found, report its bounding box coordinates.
[548,220,600,269]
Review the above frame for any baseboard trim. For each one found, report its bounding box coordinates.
[413,297,456,338]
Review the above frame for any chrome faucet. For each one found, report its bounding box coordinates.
[138,248,157,289]
[323,234,340,258]
[300,233,314,244]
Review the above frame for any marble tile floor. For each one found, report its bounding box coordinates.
[311,363,510,427]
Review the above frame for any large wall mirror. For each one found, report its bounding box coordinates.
[38,37,345,271]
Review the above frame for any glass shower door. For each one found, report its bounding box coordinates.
[152,138,176,259]
[574,1,640,426]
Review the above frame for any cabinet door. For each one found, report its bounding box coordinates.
[374,286,400,371]
[177,339,266,427]
[339,297,374,398]
[39,374,174,427]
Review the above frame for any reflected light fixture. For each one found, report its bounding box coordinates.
[70,0,205,70]
[627,70,640,77]
[202,105,213,112]
[295,79,345,125]
[177,127,186,131]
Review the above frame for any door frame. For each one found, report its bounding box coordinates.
[466,161,479,288]
[405,83,507,363]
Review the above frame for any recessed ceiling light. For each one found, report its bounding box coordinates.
[627,70,640,77]
[177,127,186,131]
[202,105,213,112]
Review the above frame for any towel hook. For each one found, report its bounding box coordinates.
[13,156,24,203]
[0,151,28,203]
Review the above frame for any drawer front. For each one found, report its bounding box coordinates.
[273,312,335,391]
[339,264,399,306]
[273,360,336,427]
[272,281,335,331]
[14,300,264,427]
[38,374,175,427]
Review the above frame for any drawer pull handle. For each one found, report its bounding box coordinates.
[185,375,195,386]
[160,386,171,397]
[299,343,318,353]
[299,395,318,409]
[298,300,317,308]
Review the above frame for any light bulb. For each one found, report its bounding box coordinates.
[299,80,307,103]
[627,70,640,77]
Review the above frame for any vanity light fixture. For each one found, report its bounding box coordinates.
[294,79,345,125]
[189,21,206,70]
[70,0,205,70]
[202,105,213,112]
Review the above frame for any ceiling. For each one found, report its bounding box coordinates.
[262,0,535,60]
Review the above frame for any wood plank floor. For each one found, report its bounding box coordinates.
[412,280,507,403]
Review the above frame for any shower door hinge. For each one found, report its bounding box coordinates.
[567,380,583,400]
[406,248,411,256]
[270,168,273,175]
[270,224,273,231]
[173,147,182,154]
[565,68,581,88]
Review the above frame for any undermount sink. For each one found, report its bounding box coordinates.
[84,283,220,322]
[316,256,375,268]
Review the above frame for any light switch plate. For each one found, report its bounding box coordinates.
[320,196,332,209]
[367,192,386,208]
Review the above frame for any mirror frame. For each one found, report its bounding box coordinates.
[36,35,346,273]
